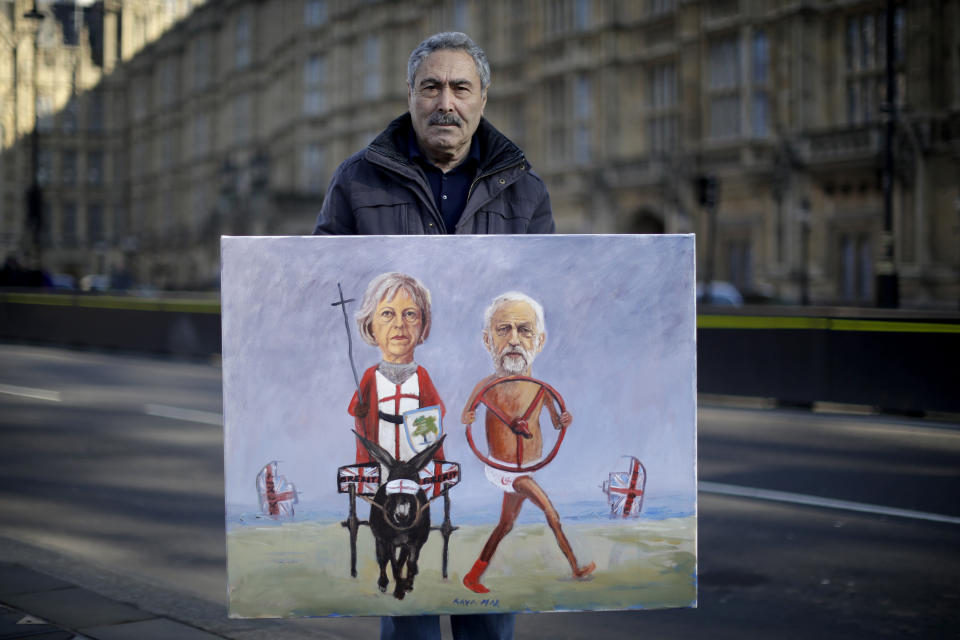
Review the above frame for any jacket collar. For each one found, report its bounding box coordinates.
[368,113,526,174]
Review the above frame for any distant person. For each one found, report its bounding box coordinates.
[314,28,557,640]
[0,256,23,287]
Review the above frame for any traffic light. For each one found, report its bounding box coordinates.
[696,175,719,208]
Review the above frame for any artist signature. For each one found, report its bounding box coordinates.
[452,598,500,608]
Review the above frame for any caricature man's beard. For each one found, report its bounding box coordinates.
[491,345,536,375]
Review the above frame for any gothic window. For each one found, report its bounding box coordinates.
[305,0,328,26]
[87,203,104,243]
[301,143,325,193]
[453,0,470,32]
[363,36,382,99]
[647,61,679,153]
[839,233,872,301]
[574,0,592,30]
[37,149,52,185]
[62,100,77,133]
[304,54,327,115]
[727,239,753,293]
[193,112,211,156]
[36,95,54,132]
[573,75,592,165]
[750,30,770,138]
[546,0,591,36]
[708,35,741,139]
[648,0,676,18]
[194,34,211,90]
[546,79,569,164]
[844,7,905,125]
[61,150,77,185]
[61,203,77,247]
[234,94,252,144]
[86,151,103,184]
[235,13,251,70]
[88,91,104,132]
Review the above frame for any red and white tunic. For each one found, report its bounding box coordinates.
[348,364,446,464]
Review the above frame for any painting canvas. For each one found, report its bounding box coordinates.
[221,234,697,618]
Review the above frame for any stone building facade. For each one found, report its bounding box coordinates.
[0,0,957,306]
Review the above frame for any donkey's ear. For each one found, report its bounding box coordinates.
[408,434,446,471]
[353,429,396,468]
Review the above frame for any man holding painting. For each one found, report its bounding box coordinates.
[315,29,556,640]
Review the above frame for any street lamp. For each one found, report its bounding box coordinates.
[799,198,811,306]
[876,0,899,307]
[24,0,45,272]
[697,174,720,303]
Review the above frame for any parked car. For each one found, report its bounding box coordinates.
[49,273,77,290]
[696,281,743,306]
[79,274,110,292]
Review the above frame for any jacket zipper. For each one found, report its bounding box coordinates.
[466,158,525,203]
[369,152,447,233]
[455,159,526,232]
[371,147,525,234]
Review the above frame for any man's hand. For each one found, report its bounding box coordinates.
[510,418,533,439]
[553,411,573,429]
[461,409,476,424]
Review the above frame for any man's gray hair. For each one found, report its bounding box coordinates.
[483,291,546,335]
[407,31,491,93]
[356,272,432,347]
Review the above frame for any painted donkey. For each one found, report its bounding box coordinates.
[353,430,446,599]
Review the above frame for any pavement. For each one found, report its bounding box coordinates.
[0,563,227,640]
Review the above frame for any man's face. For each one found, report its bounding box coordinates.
[371,289,423,364]
[408,49,487,168]
[483,300,545,376]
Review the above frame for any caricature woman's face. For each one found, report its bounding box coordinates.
[371,289,423,364]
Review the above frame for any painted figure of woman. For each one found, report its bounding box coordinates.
[349,272,446,464]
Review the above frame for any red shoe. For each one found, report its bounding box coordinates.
[463,559,490,594]
[574,561,596,579]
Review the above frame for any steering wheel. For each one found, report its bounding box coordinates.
[464,375,567,473]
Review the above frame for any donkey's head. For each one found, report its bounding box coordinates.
[353,430,446,529]
[352,430,446,481]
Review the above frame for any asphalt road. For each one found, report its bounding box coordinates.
[0,343,957,639]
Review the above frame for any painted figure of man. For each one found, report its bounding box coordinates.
[315,30,555,640]
[461,292,595,593]
[350,272,446,466]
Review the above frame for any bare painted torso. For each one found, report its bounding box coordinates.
[483,378,547,465]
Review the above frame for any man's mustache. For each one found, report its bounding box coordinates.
[428,112,463,127]
[499,346,527,363]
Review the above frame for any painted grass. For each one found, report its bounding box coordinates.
[227,516,696,618]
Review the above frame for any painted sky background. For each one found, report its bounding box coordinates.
[221,235,697,516]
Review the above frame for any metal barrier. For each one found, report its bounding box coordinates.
[0,291,221,358]
[2,292,958,413]
[698,307,960,414]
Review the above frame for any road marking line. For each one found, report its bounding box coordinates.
[840,423,960,440]
[144,404,223,426]
[700,481,960,525]
[0,383,62,402]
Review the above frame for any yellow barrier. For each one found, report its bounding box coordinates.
[0,292,221,314]
[4,294,958,333]
[697,315,960,334]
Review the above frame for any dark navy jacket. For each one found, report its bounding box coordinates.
[312,113,555,235]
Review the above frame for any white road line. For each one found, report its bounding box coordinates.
[0,383,62,402]
[700,481,960,525]
[144,404,223,426]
